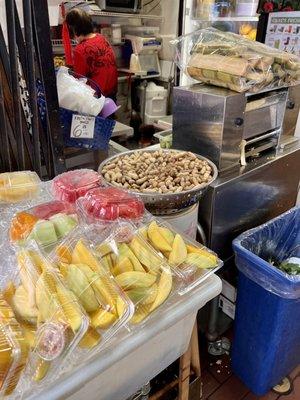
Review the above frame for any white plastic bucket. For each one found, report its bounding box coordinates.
[160,203,199,240]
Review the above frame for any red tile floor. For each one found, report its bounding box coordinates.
[201,353,300,400]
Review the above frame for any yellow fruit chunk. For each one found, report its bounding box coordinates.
[126,284,158,305]
[147,221,172,252]
[20,323,36,348]
[75,264,116,313]
[112,256,133,276]
[138,226,148,241]
[248,28,257,41]
[96,243,112,257]
[130,304,151,324]
[239,23,252,36]
[115,271,156,290]
[90,308,116,329]
[169,234,187,266]
[186,245,218,264]
[2,281,16,303]
[72,239,101,272]
[79,327,101,349]
[11,285,38,324]
[149,265,172,312]
[66,264,99,313]
[159,227,175,246]
[56,284,83,332]
[116,297,126,318]
[17,250,40,309]
[33,359,50,381]
[56,245,72,264]
[129,236,162,271]
[118,243,145,272]
[185,253,217,269]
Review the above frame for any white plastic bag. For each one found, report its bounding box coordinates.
[56,67,105,116]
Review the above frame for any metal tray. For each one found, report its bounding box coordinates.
[98,149,218,215]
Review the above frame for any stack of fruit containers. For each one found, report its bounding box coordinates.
[0,169,223,397]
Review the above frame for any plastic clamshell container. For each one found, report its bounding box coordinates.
[76,187,145,223]
[93,221,179,326]
[9,201,78,253]
[0,171,41,204]
[135,215,223,295]
[232,206,300,395]
[0,298,29,397]
[4,248,89,389]
[30,275,222,400]
[52,169,101,204]
[51,228,134,346]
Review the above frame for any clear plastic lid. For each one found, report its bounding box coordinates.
[135,215,223,295]
[51,228,134,345]
[0,297,29,397]
[52,169,101,204]
[1,248,89,388]
[9,201,78,253]
[0,171,41,204]
[76,187,145,223]
[93,222,177,325]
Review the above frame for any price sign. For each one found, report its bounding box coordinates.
[70,115,95,139]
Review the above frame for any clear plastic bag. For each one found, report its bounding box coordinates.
[172,28,300,93]
[134,214,223,295]
[56,67,105,116]
[9,201,78,252]
[52,169,102,204]
[233,206,300,299]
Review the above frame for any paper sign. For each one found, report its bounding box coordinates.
[265,11,300,57]
[70,115,95,139]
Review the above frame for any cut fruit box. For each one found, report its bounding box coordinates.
[9,201,78,253]
[0,171,41,204]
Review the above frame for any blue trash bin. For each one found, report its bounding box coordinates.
[232,206,300,396]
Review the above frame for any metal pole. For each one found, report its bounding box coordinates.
[23,0,41,176]
[5,0,25,169]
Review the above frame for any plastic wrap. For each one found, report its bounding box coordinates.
[0,298,29,397]
[9,201,78,253]
[135,214,222,295]
[173,28,300,93]
[93,222,178,325]
[233,206,300,299]
[0,248,89,395]
[76,187,145,223]
[51,227,134,343]
[0,172,41,204]
[52,169,102,203]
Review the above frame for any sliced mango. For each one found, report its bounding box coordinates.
[147,221,172,252]
[90,308,116,329]
[150,265,172,312]
[185,253,217,269]
[169,234,187,266]
[129,236,162,271]
[186,245,218,264]
[112,256,133,276]
[79,326,101,349]
[115,271,156,290]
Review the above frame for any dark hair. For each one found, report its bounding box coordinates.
[66,8,93,37]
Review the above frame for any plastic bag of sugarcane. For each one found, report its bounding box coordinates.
[172,28,300,93]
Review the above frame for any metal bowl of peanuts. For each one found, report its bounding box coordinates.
[98,149,218,215]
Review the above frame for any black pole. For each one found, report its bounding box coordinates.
[0,70,11,172]
[5,0,25,169]
[32,0,66,177]
[23,0,41,176]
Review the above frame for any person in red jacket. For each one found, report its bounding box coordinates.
[66,8,118,99]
